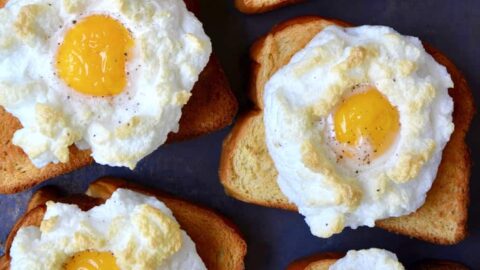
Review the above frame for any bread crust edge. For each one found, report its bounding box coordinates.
[1,178,247,270]
[220,15,475,245]
[234,0,305,14]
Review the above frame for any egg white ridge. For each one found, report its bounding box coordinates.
[263,25,454,237]
[10,188,207,270]
[0,0,212,168]
[329,248,405,270]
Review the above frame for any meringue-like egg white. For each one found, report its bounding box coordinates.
[10,189,207,270]
[0,0,212,169]
[329,248,405,270]
[263,25,454,238]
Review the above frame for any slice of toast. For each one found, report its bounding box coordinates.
[219,16,474,244]
[234,0,304,14]
[288,253,342,270]
[0,0,238,194]
[0,177,247,270]
[287,253,470,270]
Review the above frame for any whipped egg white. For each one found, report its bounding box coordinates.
[330,248,405,270]
[263,25,454,237]
[10,189,206,270]
[0,0,212,169]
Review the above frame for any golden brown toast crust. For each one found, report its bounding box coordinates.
[219,110,296,210]
[287,253,343,270]
[0,0,238,194]
[235,0,305,14]
[288,253,470,270]
[1,177,247,270]
[167,55,238,142]
[375,44,474,244]
[219,16,474,244]
[249,16,351,108]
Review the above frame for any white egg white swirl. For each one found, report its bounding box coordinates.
[263,25,454,237]
[10,189,207,270]
[329,248,405,270]
[0,0,212,169]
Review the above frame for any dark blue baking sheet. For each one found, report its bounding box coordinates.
[0,0,479,269]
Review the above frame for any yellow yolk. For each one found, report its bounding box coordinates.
[333,86,400,158]
[64,251,120,270]
[56,15,134,96]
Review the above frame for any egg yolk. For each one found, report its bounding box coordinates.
[64,251,119,270]
[333,86,400,158]
[56,15,134,96]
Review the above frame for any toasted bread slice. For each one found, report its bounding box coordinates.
[234,0,304,14]
[0,177,247,270]
[287,253,470,270]
[0,0,238,194]
[219,16,474,244]
[288,253,342,270]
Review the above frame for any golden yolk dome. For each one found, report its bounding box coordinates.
[64,251,120,270]
[56,15,134,96]
[333,86,400,159]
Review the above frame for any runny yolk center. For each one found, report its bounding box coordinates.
[56,15,134,96]
[64,251,120,270]
[333,86,400,158]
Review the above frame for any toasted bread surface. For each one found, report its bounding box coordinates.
[219,110,294,210]
[234,0,304,14]
[0,0,238,194]
[288,253,470,270]
[375,44,473,244]
[26,186,62,212]
[219,16,474,244]
[1,178,246,270]
[287,253,343,270]
[249,16,350,108]
[86,177,246,270]
[167,55,238,142]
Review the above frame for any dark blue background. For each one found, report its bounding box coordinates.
[1,0,478,269]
